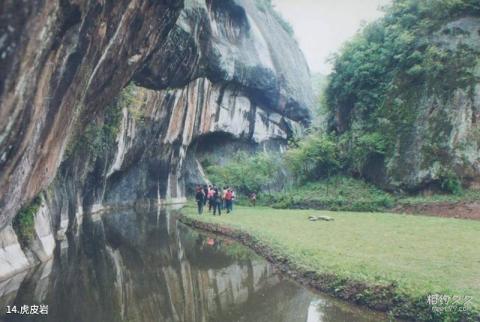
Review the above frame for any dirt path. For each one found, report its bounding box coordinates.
[393,202,480,220]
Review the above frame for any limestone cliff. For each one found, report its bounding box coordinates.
[327,10,480,192]
[383,17,480,191]
[0,0,312,280]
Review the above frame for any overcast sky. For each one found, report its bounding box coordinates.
[273,0,391,75]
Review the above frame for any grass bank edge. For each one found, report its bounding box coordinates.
[179,208,480,321]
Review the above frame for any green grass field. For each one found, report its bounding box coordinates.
[182,205,480,310]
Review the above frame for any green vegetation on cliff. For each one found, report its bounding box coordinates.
[13,196,42,248]
[83,85,135,157]
[64,83,138,165]
[325,0,480,189]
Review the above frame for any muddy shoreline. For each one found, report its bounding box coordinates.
[179,215,480,322]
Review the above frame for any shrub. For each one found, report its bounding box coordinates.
[439,169,463,195]
[13,196,42,248]
[64,83,134,161]
[337,131,388,174]
[205,151,284,194]
[284,134,340,182]
[266,177,395,212]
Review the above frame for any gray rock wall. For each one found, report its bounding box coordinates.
[384,17,480,190]
[0,0,312,279]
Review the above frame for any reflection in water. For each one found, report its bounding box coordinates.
[0,208,387,322]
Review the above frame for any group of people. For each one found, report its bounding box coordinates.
[195,185,236,215]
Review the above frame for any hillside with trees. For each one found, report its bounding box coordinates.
[326,0,480,192]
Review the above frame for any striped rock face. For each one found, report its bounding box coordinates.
[0,0,312,279]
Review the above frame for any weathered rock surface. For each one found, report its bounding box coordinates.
[0,0,312,279]
[333,16,480,191]
[136,0,313,124]
[384,17,480,190]
[0,0,184,230]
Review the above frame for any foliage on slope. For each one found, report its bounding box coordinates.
[325,0,480,189]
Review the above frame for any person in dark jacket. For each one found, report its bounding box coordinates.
[207,185,214,211]
[195,186,205,214]
[212,188,222,216]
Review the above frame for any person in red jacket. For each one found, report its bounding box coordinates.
[207,185,214,211]
[225,189,233,214]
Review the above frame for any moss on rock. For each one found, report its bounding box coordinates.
[12,196,42,248]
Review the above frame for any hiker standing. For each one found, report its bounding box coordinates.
[225,189,233,214]
[195,186,205,214]
[207,185,214,211]
[213,188,222,216]
[222,186,228,209]
[231,188,235,211]
[203,185,208,205]
[250,192,257,207]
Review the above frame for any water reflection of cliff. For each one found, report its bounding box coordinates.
[0,209,384,322]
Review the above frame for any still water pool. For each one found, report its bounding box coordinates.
[0,208,388,322]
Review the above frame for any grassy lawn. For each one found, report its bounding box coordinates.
[182,205,480,310]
